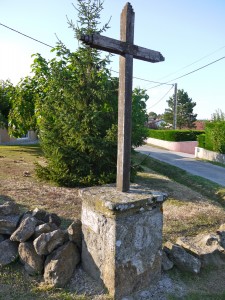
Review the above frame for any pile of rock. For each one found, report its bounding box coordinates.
[0,201,81,287]
[162,225,225,274]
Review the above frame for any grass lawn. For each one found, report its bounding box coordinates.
[1,144,225,299]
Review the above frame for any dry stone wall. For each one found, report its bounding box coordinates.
[0,202,81,287]
[162,227,225,274]
[2,195,225,299]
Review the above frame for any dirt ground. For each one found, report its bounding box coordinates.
[1,145,225,299]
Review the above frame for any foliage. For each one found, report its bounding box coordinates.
[33,47,118,186]
[7,0,148,187]
[211,109,225,122]
[199,110,225,153]
[148,129,204,141]
[197,134,205,148]
[0,80,14,128]
[204,121,225,153]
[8,76,38,137]
[148,111,158,120]
[131,88,149,146]
[163,89,197,129]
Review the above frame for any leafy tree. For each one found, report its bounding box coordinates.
[0,80,14,128]
[8,76,38,137]
[211,109,225,122]
[132,88,149,146]
[8,0,149,187]
[33,45,119,186]
[148,111,158,120]
[163,89,197,129]
[33,0,148,187]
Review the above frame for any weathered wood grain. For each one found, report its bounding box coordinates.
[80,34,165,63]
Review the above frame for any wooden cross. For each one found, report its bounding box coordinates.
[79,2,164,192]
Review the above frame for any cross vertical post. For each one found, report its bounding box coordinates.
[79,2,164,193]
[117,3,134,192]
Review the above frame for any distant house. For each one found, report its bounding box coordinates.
[194,120,207,130]
[0,128,38,144]
[147,118,172,129]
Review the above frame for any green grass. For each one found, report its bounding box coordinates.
[1,145,225,299]
[0,144,43,159]
[168,293,225,300]
[0,263,105,300]
[197,158,225,169]
[133,151,225,206]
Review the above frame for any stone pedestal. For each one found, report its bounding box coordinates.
[80,184,166,299]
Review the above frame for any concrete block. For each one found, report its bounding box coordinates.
[80,184,167,299]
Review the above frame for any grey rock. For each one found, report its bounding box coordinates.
[32,208,47,222]
[67,219,82,249]
[164,242,201,274]
[176,233,225,268]
[0,234,6,242]
[46,213,61,227]
[44,241,80,287]
[0,201,20,215]
[20,211,43,226]
[0,215,20,235]
[0,239,18,266]
[18,241,44,275]
[162,250,174,271]
[33,229,68,255]
[34,223,58,239]
[218,232,225,249]
[217,224,225,248]
[32,208,61,227]
[10,216,37,242]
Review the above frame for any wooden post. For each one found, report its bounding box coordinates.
[79,2,164,192]
[173,83,177,129]
[117,3,134,192]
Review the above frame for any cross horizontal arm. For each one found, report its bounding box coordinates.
[80,34,165,63]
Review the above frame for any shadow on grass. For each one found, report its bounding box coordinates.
[0,144,43,157]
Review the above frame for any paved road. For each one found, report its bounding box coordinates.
[136,144,225,187]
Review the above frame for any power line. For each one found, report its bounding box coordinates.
[0,22,54,48]
[157,45,225,81]
[147,85,174,110]
[1,21,224,90]
[0,22,173,87]
[110,69,173,86]
[148,54,225,90]
[167,55,225,83]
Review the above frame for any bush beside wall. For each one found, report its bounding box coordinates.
[204,122,225,154]
[148,130,204,142]
[197,134,206,149]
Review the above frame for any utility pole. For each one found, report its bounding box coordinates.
[173,83,177,129]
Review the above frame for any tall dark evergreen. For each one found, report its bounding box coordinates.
[8,0,149,187]
[32,0,117,186]
[163,89,197,129]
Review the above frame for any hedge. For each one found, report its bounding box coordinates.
[204,122,225,153]
[197,134,205,148]
[148,130,204,142]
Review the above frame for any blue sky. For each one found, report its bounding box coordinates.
[0,0,225,119]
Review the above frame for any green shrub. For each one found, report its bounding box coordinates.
[205,122,225,153]
[148,130,204,142]
[197,134,205,148]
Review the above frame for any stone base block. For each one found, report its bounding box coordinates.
[80,184,167,299]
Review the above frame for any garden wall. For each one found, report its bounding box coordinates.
[195,147,225,164]
[146,138,197,155]
[0,129,37,144]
